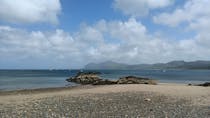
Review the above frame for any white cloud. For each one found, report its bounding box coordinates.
[82,18,210,64]
[108,18,147,43]
[153,0,210,62]
[0,26,77,68]
[1,17,210,68]
[153,0,210,28]
[0,0,61,24]
[113,0,174,17]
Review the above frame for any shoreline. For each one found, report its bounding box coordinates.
[0,82,206,95]
[0,82,189,95]
[0,83,209,99]
[0,80,207,93]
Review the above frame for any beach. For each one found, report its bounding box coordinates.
[1,0,210,117]
[0,83,209,117]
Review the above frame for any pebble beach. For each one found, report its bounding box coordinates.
[0,84,210,118]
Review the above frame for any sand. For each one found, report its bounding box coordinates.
[0,83,210,117]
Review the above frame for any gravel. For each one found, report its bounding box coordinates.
[0,92,209,118]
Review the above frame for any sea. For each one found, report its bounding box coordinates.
[0,69,210,91]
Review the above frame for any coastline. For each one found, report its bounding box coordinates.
[0,82,205,95]
[1,69,210,91]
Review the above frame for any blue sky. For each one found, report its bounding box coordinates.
[0,0,210,69]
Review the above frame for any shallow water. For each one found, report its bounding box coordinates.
[0,69,210,91]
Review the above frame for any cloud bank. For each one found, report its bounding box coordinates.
[0,0,61,24]
[153,0,210,30]
[1,18,210,68]
[113,0,174,17]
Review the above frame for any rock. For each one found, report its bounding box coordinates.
[66,72,102,85]
[197,82,210,87]
[93,79,117,85]
[66,72,158,85]
[116,76,157,85]
[144,98,151,102]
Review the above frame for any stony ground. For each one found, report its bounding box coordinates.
[0,92,209,118]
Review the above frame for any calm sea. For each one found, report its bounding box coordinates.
[0,69,210,91]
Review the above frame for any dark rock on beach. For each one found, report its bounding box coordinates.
[117,76,157,85]
[93,79,117,85]
[197,82,210,87]
[66,72,102,85]
[188,83,192,86]
[67,72,158,85]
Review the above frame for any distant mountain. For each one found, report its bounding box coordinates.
[84,60,210,70]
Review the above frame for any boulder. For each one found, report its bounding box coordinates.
[66,72,102,85]
[188,83,192,86]
[93,79,117,85]
[197,82,210,87]
[116,76,157,85]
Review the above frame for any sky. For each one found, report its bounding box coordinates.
[0,0,210,69]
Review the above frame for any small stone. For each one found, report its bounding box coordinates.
[144,98,151,102]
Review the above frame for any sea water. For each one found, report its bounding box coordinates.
[0,69,210,91]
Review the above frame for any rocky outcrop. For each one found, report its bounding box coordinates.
[93,79,117,85]
[116,76,157,85]
[197,82,210,87]
[66,72,102,85]
[66,72,157,85]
